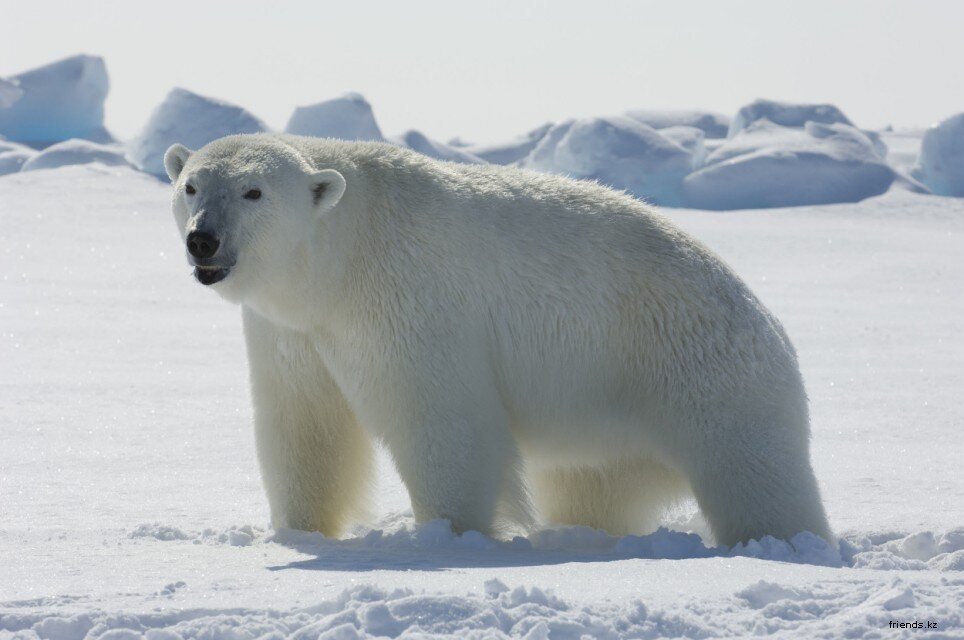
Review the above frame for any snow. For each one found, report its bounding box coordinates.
[682,120,895,209]
[0,139,32,154]
[625,109,730,139]
[0,146,34,176]
[0,78,23,109]
[1,164,961,638]
[728,98,853,137]
[0,55,111,147]
[394,130,486,164]
[126,88,269,177]
[20,139,131,173]
[520,116,693,206]
[913,113,964,196]
[656,126,707,169]
[284,93,384,142]
[460,124,553,165]
[881,128,925,174]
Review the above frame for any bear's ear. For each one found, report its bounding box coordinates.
[310,169,347,215]
[164,144,193,182]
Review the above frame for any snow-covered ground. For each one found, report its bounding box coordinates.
[1,164,961,639]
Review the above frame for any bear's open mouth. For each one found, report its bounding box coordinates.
[194,266,230,286]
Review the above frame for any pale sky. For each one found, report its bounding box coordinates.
[3,0,962,144]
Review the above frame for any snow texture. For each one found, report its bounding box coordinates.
[0,55,111,146]
[20,139,131,173]
[460,123,553,165]
[520,116,693,206]
[126,88,269,176]
[683,120,895,209]
[2,166,962,638]
[728,98,853,137]
[394,130,487,164]
[625,109,730,139]
[914,112,964,196]
[284,92,384,141]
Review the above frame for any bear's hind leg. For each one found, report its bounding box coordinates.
[686,419,832,547]
[531,459,689,536]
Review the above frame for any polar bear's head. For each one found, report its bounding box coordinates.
[164,135,346,305]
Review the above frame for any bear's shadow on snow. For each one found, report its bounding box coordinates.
[266,541,636,572]
[263,523,724,572]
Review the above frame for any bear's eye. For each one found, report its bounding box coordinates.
[244,189,262,200]
[185,184,196,195]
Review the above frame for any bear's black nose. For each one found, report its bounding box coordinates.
[186,231,220,259]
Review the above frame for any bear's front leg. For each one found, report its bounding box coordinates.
[243,307,373,537]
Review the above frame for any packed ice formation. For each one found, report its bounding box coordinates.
[728,98,853,137]
[460,123,553,165]
[1,54,962,209]
[126,88,269,176]
[625,109,730,139]
[285,92,384,141]
[0,55,111,146]
[914,112,964,196]
[683,120,895,209]
[394,129,487,164]
[520,116,694,205]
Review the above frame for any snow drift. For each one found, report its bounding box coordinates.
[21,139,131,172]
[127,88,269,177]
[285,92,384,141]
[461,123,553,165]
[914,112,964,197]
[626,109,730,139]
[683,120,894,209]
[521,116,693,206]
[729,98,853,137]
[395,130,486,164]
[0,55,111,146]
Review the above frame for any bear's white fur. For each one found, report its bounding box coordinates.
[165,133,832,545]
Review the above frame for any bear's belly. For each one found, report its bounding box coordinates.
[497,361,674,468]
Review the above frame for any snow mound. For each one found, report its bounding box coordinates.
[285,92,384,141]
[127,88,269,177]
[395,130,487,164]
[130,523,263,546]
[729,98,853,137]
[626,109,730,138]
[842,528,964,572]
[913,112,964,196]
[521,116,693,206]
[20,139,131,172]
[682,120,894,209]
[0,55,111,146]
[461,123,553,165]
[129,523,191,541]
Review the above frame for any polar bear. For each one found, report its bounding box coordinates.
[164,133,832,546]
